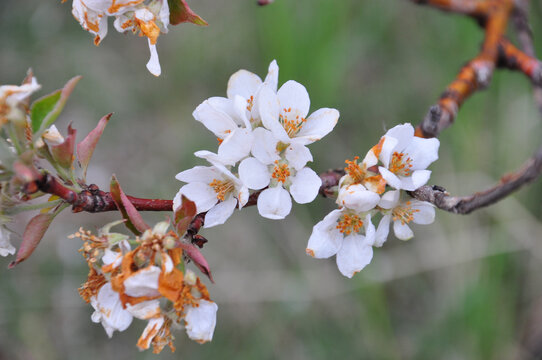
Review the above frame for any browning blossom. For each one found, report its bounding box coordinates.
[74,221,218,353]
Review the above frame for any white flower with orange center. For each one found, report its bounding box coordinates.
[90,282,134,337]
[306,209,375,278]
[184,299,218,343]
[258,80,339,146]
[238,154,321,219]
[0,226,15,257]
[378,123,440,191]
[0,77,41,126]
[374,190,435,244]
[174,151,249,228]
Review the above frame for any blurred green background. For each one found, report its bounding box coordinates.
[1,0,542,359]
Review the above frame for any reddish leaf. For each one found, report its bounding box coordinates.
[168,0,208,26]
[110,175,150,235]
[174,195,196,236]
[8,213,55,268]
[177,241,214,283]
[77,113,112,179]
[50,125,76,169]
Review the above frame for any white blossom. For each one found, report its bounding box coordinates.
[174,151,249,228]
[378,123,440,191]
[0,77,41,125]
[375,190,435,243]
[306,209,375,278]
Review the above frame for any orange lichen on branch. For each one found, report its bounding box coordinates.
[498,38,542,84]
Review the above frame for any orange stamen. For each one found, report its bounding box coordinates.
[209,179,234,201]
[344,156,366,183]
[271,161,291,183]
[392,202,420,225]
[279,109,306,137]
[336,213,364,235]
[389,152,413,176]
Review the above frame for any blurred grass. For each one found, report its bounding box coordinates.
[1,0,542,359]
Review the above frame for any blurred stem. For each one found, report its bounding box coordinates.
[6,199,63,215]
[7,123,23,155]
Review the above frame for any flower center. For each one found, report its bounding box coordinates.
[279,108,306,137]
[344,156,366,183]
[246,95,254,112]
[392,201,419,225]
[271,160,291,183]
[389,152,413,176]
[209,179,235,201]
[336,214,364,235]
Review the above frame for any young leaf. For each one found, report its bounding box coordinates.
[174,195,197,236]
[176,241,214,283]
[8,206,65,268]
[30,76,81,134]
[168,0,208,26]
[110,175,150,235]
[77,113,112,179]
[50,125,76,169]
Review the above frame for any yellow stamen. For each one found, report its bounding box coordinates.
[336,214,364,235]
[209,179,234,201]
[279,108,306,137]
[271,161,291,183]
[392,201,420,225]
[389,152,413,176]
[344,156,366,184]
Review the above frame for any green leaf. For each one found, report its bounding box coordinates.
[30,76,81,135]
[31,91,60,133]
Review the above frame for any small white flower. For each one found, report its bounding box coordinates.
[0,227,15,257]
[258,81,339,146]
[337,184,380,213]
[306,209,375,278]
[378,123,440,191]
[174,151,249,228]
[90,282,133,338]
[123,266,161,298]
[42,125,65,146]
[184,299,218,344]
[375,190,435,243]
[71,0,109,45]
[238,155,321,219]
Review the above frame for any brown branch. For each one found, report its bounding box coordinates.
[409,0,494,19]
[410,145,542,213]
[413,0,513,138]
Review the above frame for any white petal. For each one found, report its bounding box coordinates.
[126,300,161,320]
[398,170,432,191]
[263,59,279,92]
[258,85,290,143]
[175,166,221,184]
[123,266,161,298]
[364,213,376,244]
[337,184,380,212]
[237,186,249,208]
[233,94,252,128]
[0,228,15,257]
[383,123,414,152]
[378,190,400,209]
[218,128,253,164]
[411,201,436,225]
[379,136,399,168]
[257,186,292,219]
[185,300,218,343]
[290,167,321,204]
[193,100,238,138]
[378,167,402,190]
[146,41,161,77]
[238,157,270,190]
[93,283,133,337]
[277,80,310,118]
[206,97,238,122]
[393,221,414,240]
[251,127,280,165]
[403,137,440,170]
[102,249,122,268]
[195,150,235,167]
[374,214,391,247]
[336,234,373,278]
[204,197,237,228]
[285,143,313,170]
[178,182,218,213]
[306,209,343,258]
[227,69,262,100]
[296,108,339,144]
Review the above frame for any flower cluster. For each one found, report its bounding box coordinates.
[73,221,217,353]
[306,123,440,278]
[68,0,170,76]
[174,60,340,225]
